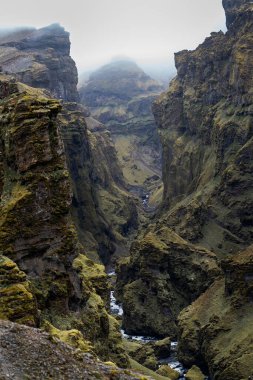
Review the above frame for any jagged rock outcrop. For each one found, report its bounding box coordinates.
[79,60,162,132]
[0,255,38,326]
[79,60,163,196]
[0,319,141,380]
[58,103,138,263]
[0,76,128,367]
[177,245,253,380]
[0,24,79,101]
[153,0,253,256]
[116,227,221,337]
[117,0,253,358]
[0,78,77,317]
[0,24,138,262]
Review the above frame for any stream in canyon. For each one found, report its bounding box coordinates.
[108,270,187,379]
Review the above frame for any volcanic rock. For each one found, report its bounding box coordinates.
[178,245,253,380]
[153,0,253,256]
[0,24,79,101]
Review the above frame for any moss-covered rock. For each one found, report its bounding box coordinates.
[185,366,205,380]
[152,0,253,257]
[0,78,129,367]
[156,365,180,380]
[0,255,38,326]
[59,104,138,264]
[79,60,163,200]
[73,253,109,304]
[153,337,171,359]
[123,338,171,371]
[177,245,253,380]
[0,24,79,102]
[117,227,220,337]
[42,321,94,354]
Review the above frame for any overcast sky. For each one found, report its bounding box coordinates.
[1,0,226,73]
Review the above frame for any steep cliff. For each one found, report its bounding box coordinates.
[79,60,163,196]
[178,245,253,380]
[116,227,221,338]
[0,76,128,366]
[0,24,137,263]
[117,0,253,357]
[0,24,79,101]
[58,102,136,263]
[153,0,253,256]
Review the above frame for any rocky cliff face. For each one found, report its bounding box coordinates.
[0,24,79,101]
[116,227,221,338]
[79,61,163,196]
[58,103,138,263]
[178,245,253,380]
[117,2,253,374]
[0,24,137,262]
[0,76,128,367]
[153,0,253,256]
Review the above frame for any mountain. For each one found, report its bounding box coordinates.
[79,60,164,200]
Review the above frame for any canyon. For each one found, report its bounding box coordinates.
[0,0,253,379]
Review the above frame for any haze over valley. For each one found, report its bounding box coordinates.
[0,1,252,379]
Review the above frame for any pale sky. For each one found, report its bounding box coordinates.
[1,0,226,73]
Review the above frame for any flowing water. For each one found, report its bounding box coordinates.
[108,270,187,378]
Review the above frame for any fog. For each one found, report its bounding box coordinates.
[1,0,226,77]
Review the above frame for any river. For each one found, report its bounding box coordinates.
[108,270,187,379]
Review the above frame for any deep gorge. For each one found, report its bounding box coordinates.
[0,0,253,379]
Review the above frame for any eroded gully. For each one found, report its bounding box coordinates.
[108,269,187,379]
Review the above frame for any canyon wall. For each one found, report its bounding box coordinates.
[117,1,253,377]
[0,24,79,101]
[79,61,163,197]
[153,0,253,256]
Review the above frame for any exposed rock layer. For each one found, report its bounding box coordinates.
[59,103,138,262]
[79,61,163,194]
[117,227,220,337]
[178,245,253,380]
[117,4,253,377]
[0,77,128,366]
[153,0,253,256]
[0,24,79,101]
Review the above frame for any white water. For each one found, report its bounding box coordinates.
[110,291,124,316]
[108,281,186,378]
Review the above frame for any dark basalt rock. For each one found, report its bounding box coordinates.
[79,60,163,193]
[153,0,253,256]
[178,245,253,380]
[0,24,79,102]
[117,227,221,338]
[0,76,129,367]
[118,3,253,378]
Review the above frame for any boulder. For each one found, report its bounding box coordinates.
[156,365,180,380]
[185,366,205,380]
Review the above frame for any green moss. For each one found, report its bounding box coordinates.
[156,365,180,380]
[73,254,109,302]
[0,255,37,326]
[129,358,169,380]
[42,321,94,354]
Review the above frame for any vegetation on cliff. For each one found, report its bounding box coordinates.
[79,60,163,197]
[0,76,129,367]
[117,1,253,378]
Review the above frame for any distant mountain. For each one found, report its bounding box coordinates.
[79,60,163,196]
